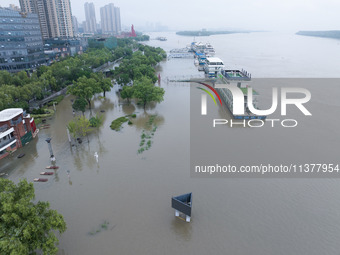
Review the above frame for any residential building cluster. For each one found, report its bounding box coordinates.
[0,1,123,73]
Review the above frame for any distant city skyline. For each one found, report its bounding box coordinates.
[2,0,340,31]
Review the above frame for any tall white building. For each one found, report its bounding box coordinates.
[19,0,74,39]
[114,7,121,33]
[100,3,121,35]
[84,2,97,33]
[56,0,74,37]
[72,15,79,34]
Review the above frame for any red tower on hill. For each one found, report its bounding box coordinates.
[130,24,136,37]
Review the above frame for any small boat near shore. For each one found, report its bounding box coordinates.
[46,166,59,169]
[40,172,54,175]
[17,153,25,158]
[34,178,48,182]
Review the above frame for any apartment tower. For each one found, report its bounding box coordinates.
[19,0,74,39]
[84,2,97,33]
[100,3,121,35]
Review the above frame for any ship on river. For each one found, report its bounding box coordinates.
[216,69,266,120]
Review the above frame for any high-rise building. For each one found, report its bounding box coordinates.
[56,0,74,37]
[0,7,46,72]
[84,2,97,33]
[19,0,74,39]
[72,16,79,34]
[114,7,121,33]
[100,3,121,35]
[19,0,36,13]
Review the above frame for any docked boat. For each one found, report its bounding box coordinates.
[195,52,207,65]
[216,69,266,120]
[40,172,54,175]
[203,57,225,77]
[46,165,59,169]
[193,42,206,53]
[34,178,48,182]
[204,43,215,56]
[168,48,193,59]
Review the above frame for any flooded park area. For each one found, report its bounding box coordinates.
[1,32,340,255]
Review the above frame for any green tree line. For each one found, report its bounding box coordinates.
[0,38,139,111]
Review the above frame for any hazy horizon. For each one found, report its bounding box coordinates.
[1,0,340,32]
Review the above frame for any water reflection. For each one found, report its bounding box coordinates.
[171,218,192,241]
[122,103,136,115]
[132,112,165,131]
[0,135,39,174]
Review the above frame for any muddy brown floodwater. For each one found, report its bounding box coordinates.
[1,32,340,255]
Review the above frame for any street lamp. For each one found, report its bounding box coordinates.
[45,137,56,162]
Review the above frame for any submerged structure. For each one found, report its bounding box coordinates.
[171,192,192,222]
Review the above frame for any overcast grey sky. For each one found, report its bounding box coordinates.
[1,0,340,31]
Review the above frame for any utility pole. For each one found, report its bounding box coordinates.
[45,138,56,162]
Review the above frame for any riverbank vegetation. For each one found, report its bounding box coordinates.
[0,178,66,255]
[112,44,166,86]
[120,76,165,110]
[0,37,146,112]
[67,116,91,142]
[296,30,340,39]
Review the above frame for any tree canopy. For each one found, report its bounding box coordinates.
[120,86,134,102]
[111,45,166,86]
[0,36,165,112]
[67,116,90,139]
[67,76,102,109]
[72,97,88,115]
[133,76,165,109]
[0,178,66,255]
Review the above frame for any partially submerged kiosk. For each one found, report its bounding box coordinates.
[171,192,192,222]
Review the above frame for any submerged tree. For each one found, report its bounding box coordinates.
[133,76,165,110]
[67,76,102,109]
[67,116,91,142]
[120,86,134,102]
[91,73,113,97]
[72,97,88,116]
[0,179,66,255]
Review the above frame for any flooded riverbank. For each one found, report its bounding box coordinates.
[2,32,340,255]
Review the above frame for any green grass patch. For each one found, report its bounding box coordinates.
[110,113,137,131]
[110,116,129,131]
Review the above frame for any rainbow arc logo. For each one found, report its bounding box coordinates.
[196,82,222,115]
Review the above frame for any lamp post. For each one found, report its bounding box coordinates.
[45,138,56,162]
